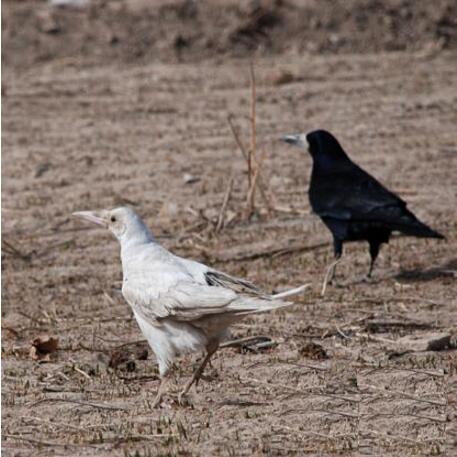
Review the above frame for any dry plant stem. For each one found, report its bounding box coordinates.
[20,415,89,432]
[220,335,271,349]
[28,398,127,411]
[248,61,257,213]
[241,376,358,403]
[361,384,446,406]
[215,240,329,263]
[227,115,273,212]
[227,114,249,163]
[3,434,90,449]
[246,148,267,213]
[249,62,256,164]
[215,175,235,233]
[2,239,30,260]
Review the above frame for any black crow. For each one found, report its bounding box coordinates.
[281,129,444,283]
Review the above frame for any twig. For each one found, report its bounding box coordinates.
[227,115,273,212]
[35,239,75,258]
[280,361,329,372]
[246,148,267,215]
[240,376,359,403]
[94,335,146,346]
[56,371,71,382]
[103,291,116,305]
[359,366,444,378]
[249,61,256,191]
[214,241,329,263]
[363,319,435,329]
[355,332,397,345]
[3,433,90,448]
[360,384,446,406]
[361,429,441,445]
[227,114,249,162]
[310,408,358,419]
[108,434,179,446]
[27,398,128,411]
[215,175,235,233]
[336,326,350,339]
[220,335,272,349]
[2,239,31,261]
[246,61,258,214]
[280,408,357,419]
[364,412,446,423]
[271,241,329,259]
[73,366,92,380]
[20,415,88,432]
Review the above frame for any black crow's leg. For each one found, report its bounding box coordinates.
[321,239,343,296]
[329,239,343,283]
[367,240,381,278]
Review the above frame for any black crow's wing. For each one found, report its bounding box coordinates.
[310,166,406,222]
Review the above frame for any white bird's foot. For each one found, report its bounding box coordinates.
[150,374,169,409]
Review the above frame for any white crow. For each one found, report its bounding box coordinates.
[73,206,307,406]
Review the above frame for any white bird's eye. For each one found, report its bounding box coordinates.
[111,216,116,222]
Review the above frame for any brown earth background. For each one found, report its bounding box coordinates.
[2,1,457,456]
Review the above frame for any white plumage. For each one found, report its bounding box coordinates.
[73,206,307,406]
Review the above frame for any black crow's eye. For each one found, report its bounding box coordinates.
[111,216,116,222]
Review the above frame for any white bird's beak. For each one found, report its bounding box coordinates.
[280,134,304,147]
[72,211,108,227]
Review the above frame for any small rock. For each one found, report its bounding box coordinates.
[397,332,454,352]
[35,163,52,178]
[50,0,89,8]
[183,173,200,184]
[267,69,295,86]
[108,343,148,370]
[37,11,60,34]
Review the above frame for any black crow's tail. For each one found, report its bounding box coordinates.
[395,210,445,239]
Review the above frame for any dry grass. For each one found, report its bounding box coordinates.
[2,50,457,456]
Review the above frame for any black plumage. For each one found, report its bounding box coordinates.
[282,129,444,278]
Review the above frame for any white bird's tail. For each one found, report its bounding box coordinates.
[271,284,309,299]
[230,284,309,316]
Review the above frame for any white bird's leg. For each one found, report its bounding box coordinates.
[179,343,218,404]
[152,372,170,408]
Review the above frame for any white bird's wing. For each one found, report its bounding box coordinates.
[123,277,277,322]
[176,255,266,296]
[122,249,301,323]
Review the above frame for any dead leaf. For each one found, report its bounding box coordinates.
[2,327,20,340]
[30,335,58,362]
[108,342,148,370]
[298,342,328,360]
[266,69,296,86]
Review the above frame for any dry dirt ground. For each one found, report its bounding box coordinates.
[2,3,457,457]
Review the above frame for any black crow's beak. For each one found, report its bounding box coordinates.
[280,134,304,147]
